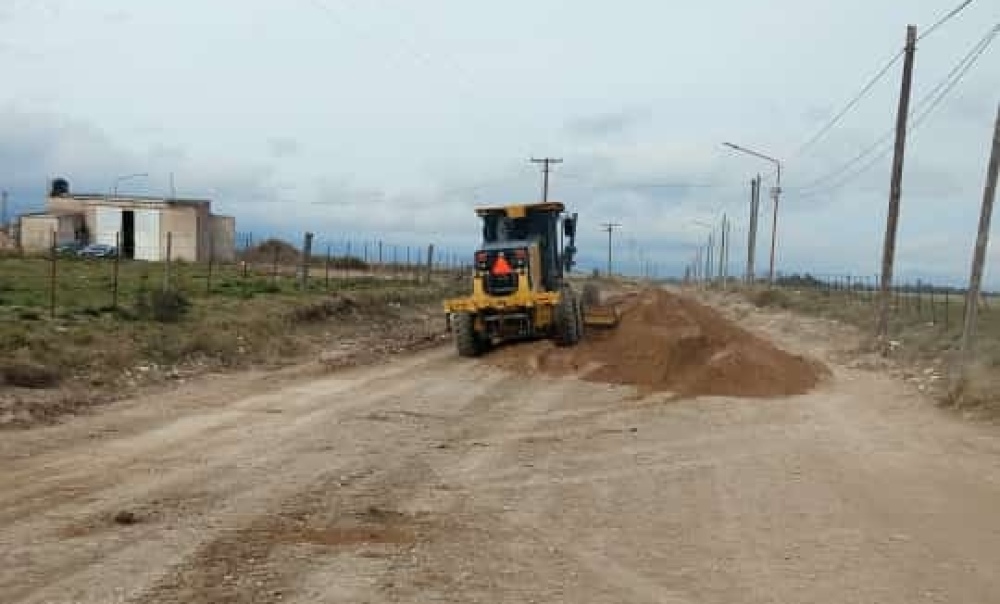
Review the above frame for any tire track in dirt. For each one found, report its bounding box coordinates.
[2,350,486,604]
[126,365,571,603]
[0,351,456,528]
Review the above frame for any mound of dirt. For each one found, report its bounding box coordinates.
[240,239,301,264]
[485,289,828,398]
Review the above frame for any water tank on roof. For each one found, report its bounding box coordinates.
[50,178,69,197]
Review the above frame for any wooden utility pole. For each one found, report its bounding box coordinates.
[601,222,621,276]
[531,157,563,203]
[955,102,1000,384]
[875,24,917,352]
[747,175,760,284]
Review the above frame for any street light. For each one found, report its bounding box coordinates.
[723,141,782,284]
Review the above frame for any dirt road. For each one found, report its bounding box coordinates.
[3,291,1000,603]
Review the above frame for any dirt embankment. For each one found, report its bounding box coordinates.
[486,288,829,398]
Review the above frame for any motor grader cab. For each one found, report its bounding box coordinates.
[443,201,620,357]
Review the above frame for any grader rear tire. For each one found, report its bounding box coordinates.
[554,290,581,347]
[453,312,482,357]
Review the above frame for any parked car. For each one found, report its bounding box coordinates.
[77,243,118,258]
[55,241,84,256]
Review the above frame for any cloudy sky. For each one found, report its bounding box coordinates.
[0,0,997,284]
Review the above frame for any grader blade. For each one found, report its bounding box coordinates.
[582,304,621,328]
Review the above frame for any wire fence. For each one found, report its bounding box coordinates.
[686,271,996,339]
[0,230,470,319]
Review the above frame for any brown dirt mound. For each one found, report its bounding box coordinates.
[485,289,828,398]
[239,238,301,264]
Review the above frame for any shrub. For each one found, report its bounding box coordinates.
[134,288,191,323]
[750,288,791,309]
[151,289,191,322]
[1,362,62,388]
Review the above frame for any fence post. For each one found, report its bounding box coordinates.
[944,289,950,330]
[49,230,57,318]
[163,232,173,292]
[298,232,314,290]
[206,230,215,295]
[325,245,331,290]
[425,244,434,284]
[346,240,352,279]
[113,231,121,309]
[917,280,924,317]
[271,244,279,285]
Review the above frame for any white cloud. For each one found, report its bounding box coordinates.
[0,0,997,285]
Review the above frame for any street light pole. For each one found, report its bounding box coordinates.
[723,142,782,284]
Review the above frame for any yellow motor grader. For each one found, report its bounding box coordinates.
[443,201,620,357]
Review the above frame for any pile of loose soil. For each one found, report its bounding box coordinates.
[485,289,828,398]
[239,239,302,264]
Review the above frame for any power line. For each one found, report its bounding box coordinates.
[301,0,488,113]
[789,0,977,161]
[790,50,904,160]
[792,23,999,198]
[795,32,995,201]
[917,0,977,41]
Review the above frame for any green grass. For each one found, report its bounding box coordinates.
[0,256,450,316]
[0,255,465,394]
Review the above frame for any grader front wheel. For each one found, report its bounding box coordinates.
[554,290,582,347]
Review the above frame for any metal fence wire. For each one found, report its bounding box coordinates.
[0,231,470,319]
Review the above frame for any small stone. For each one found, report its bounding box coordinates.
[113,510,138,525]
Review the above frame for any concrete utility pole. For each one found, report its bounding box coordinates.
[706,232,714,283]
[530,157,563,203]
[718,213,727,283]
[747,175,761,284]
[724,142,781,284]
[601,222,621,276]
[723,215,732,287]
[956,102,1000,383]
[876,24,918,351]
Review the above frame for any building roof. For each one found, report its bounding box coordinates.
[51,193,211,207]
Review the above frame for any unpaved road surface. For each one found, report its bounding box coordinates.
[3,291,1000,603]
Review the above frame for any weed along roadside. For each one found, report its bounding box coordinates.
[0,248,465,428]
